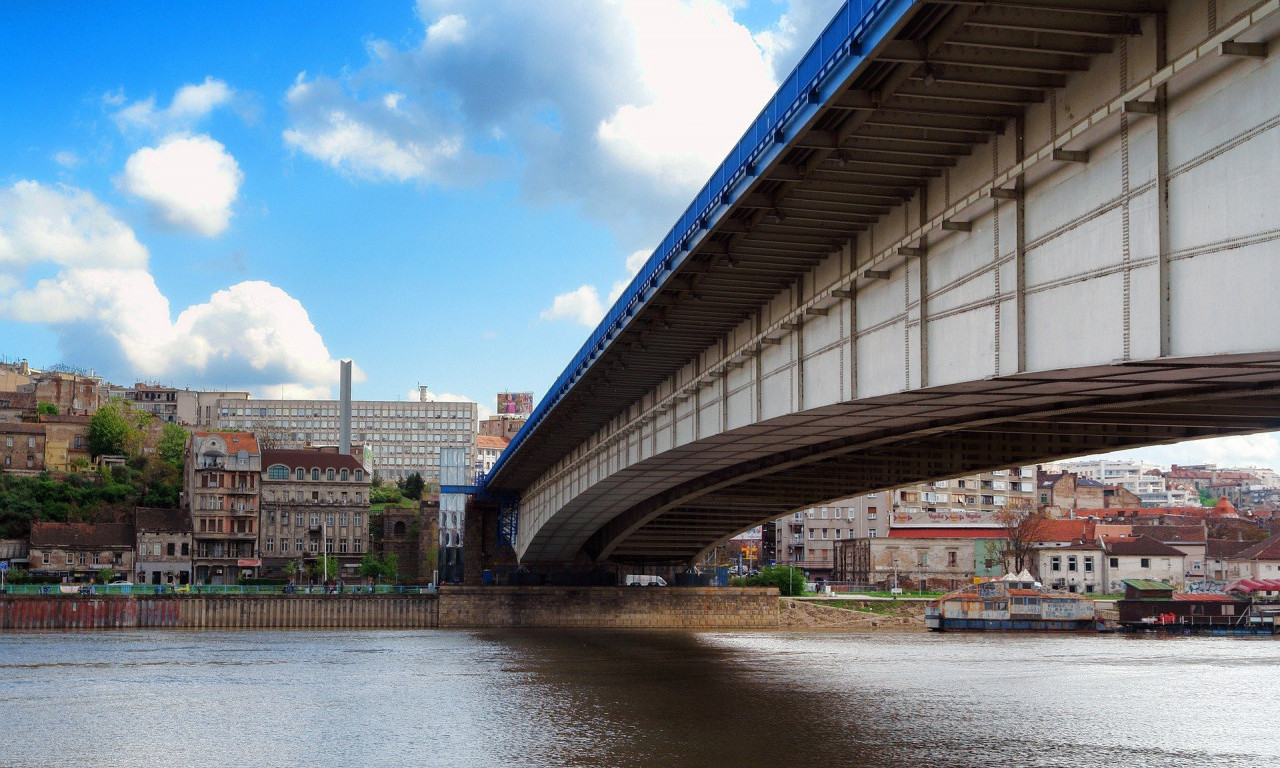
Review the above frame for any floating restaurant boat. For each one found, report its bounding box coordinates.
[925,571,1096,632]
[1115,579,1278,635]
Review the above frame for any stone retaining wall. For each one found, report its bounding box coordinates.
[0,588,779,630]
[437,586,779,629]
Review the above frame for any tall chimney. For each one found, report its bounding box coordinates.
[339,360,352,455]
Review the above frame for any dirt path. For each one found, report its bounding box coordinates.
[778,598,927,631]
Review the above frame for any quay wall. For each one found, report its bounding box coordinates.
[0,587,779,630]
[438,586,779,629]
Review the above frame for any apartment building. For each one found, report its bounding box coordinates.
[1043,459,1167,496]
[28,522,135,582]
[133,507,192,586]
[258,448,371,580]
[212,396,477,483]
[778,467,1037,581]
[186,432,261,585]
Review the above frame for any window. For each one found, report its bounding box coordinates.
[280,539,290,552]
[42,552,49,565]
[354,513,363,528]
[821,529,828,539]
[1068,557,1078,572]
[327,469,335,481]
[1084,557,1094,573]
[340,469,349,481]
[1110,557,1119,568]
[153,542,162,556]
[339,539,348,553]
[295,513,304,526]
[834,530,842,539]
[265,538,275,552]
[1140,558,1151,568]
[268,465,288,480]
[355,470,363,481]
[339,513,348,526]
[67,553,74,565]
[354,538,363,553]
[326,513,335,527]
[948,551,957,567]
[296,538,304,552]
[295,468,304,480]
[869,529,877,538]
[867,507,877,520]
[808,529,815,539]
[1051,556,1061,572]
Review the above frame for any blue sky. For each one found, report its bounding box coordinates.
[0,0,844,412]
[2,1,1276,472]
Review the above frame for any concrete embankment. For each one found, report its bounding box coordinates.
[0,587,781,631]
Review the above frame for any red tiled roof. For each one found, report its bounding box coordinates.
[476,435,510,450]
[0,392,36,410]
[1233,534,1280,561]
[1105,535,1186,557]
[194,431,260,453]
[261,449,366,473]
[1031,519,1095,543]
[1207,538,1256,558]
[1171,594,1238,603]
[1131,525,1207,544]
[30,522,134,548]
[888,528,1006,539]
[0,422,44,435]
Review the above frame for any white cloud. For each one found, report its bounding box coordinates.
[282,0,789,246]
[113,76,236,133]
[404,388,494,421]
[0,181,352,397]
[1084,434,1280,473]
[53,151,81,168]
[754,0,846,81]
[119,134,243,236]
[426,13,468,45]
[596,0,775,189]
[540,284,604,327]
[283,74,464,183]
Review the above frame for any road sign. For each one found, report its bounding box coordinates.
[0,561,8,571]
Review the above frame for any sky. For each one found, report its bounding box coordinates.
[1,1,1276,471]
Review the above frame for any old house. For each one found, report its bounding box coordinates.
[28,522,135,582]
[133,507,192,586]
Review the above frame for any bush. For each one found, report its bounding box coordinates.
[746,565,807,596]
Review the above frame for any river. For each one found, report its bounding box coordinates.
[0,630,1275,767]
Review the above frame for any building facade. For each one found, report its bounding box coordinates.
[0,422,44,472]
[133,508,192,586]
[258,448,371,581]
[28,522,135,582]
[212,395,478,483]
[186,432,261,585]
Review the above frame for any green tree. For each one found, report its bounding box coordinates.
[308,557,340,581]
[370,484,401,505]
[96,567,114,583]
[402,472,425,501]
[747,564,807,596]
[87,404,131,457]
[36,401,59,416]
[283,560,299,581]
[157,423,188,468]
[358,552,400,583]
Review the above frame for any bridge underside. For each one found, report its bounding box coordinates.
[518,353,1280,565]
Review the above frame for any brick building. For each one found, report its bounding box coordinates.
[0,422,45,473]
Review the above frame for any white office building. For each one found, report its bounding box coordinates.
[213,396,477,483]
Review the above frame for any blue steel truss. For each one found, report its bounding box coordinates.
[497,501,519,548]
[485,0,915,489]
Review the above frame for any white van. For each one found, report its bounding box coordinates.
[625,575,668,587]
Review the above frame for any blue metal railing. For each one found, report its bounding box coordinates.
[486,0,914,488]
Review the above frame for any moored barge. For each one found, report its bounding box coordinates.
[925,572,1096,631]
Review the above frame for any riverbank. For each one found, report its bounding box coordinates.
[780,597,928,630]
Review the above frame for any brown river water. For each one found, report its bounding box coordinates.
[0,630,1276,767]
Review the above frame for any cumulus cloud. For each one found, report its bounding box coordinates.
[540,284,605,327]
[53,151,81,168]
[112,76,236,133]
[754,0,847,81]
[120,134,243,236]
[1089,434,1280,473]
[0,181,351,397]
[282,0,790,246]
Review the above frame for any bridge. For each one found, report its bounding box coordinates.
[479,0,1280,568]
